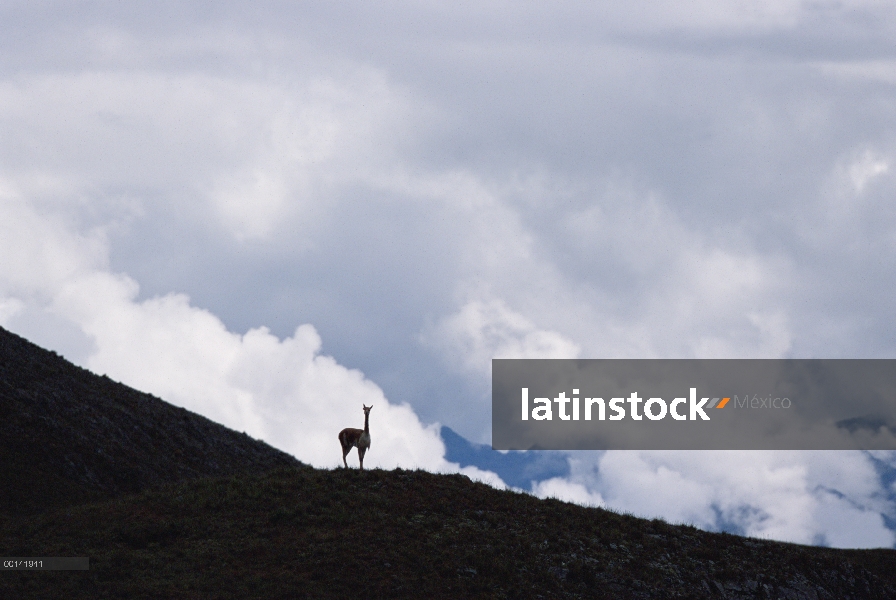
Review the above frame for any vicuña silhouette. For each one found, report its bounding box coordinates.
[338,404,371,470]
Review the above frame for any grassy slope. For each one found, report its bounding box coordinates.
[2,466,895,600]
[2,324,896,598]
[0,325,300,516]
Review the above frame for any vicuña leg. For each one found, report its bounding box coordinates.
[342,443,351,468]
[338,428,362,469]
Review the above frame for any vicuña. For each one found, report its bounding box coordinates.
[338,404,372,470]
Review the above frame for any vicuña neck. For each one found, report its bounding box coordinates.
[364,412,370,433]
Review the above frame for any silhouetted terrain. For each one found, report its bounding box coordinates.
[0,325,300,516]
[3,467,896,599]
[1,325,895,598]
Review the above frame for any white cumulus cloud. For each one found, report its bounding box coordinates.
[542,450,895,549]
[0,177,503,479]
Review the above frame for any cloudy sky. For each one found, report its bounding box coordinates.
[2,1,896,548]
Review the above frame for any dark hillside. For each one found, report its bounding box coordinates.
[2,325,896,598]
[0,325,300,516]
[1,467,895,599]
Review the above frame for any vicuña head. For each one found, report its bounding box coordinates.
[338,404,372,470]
